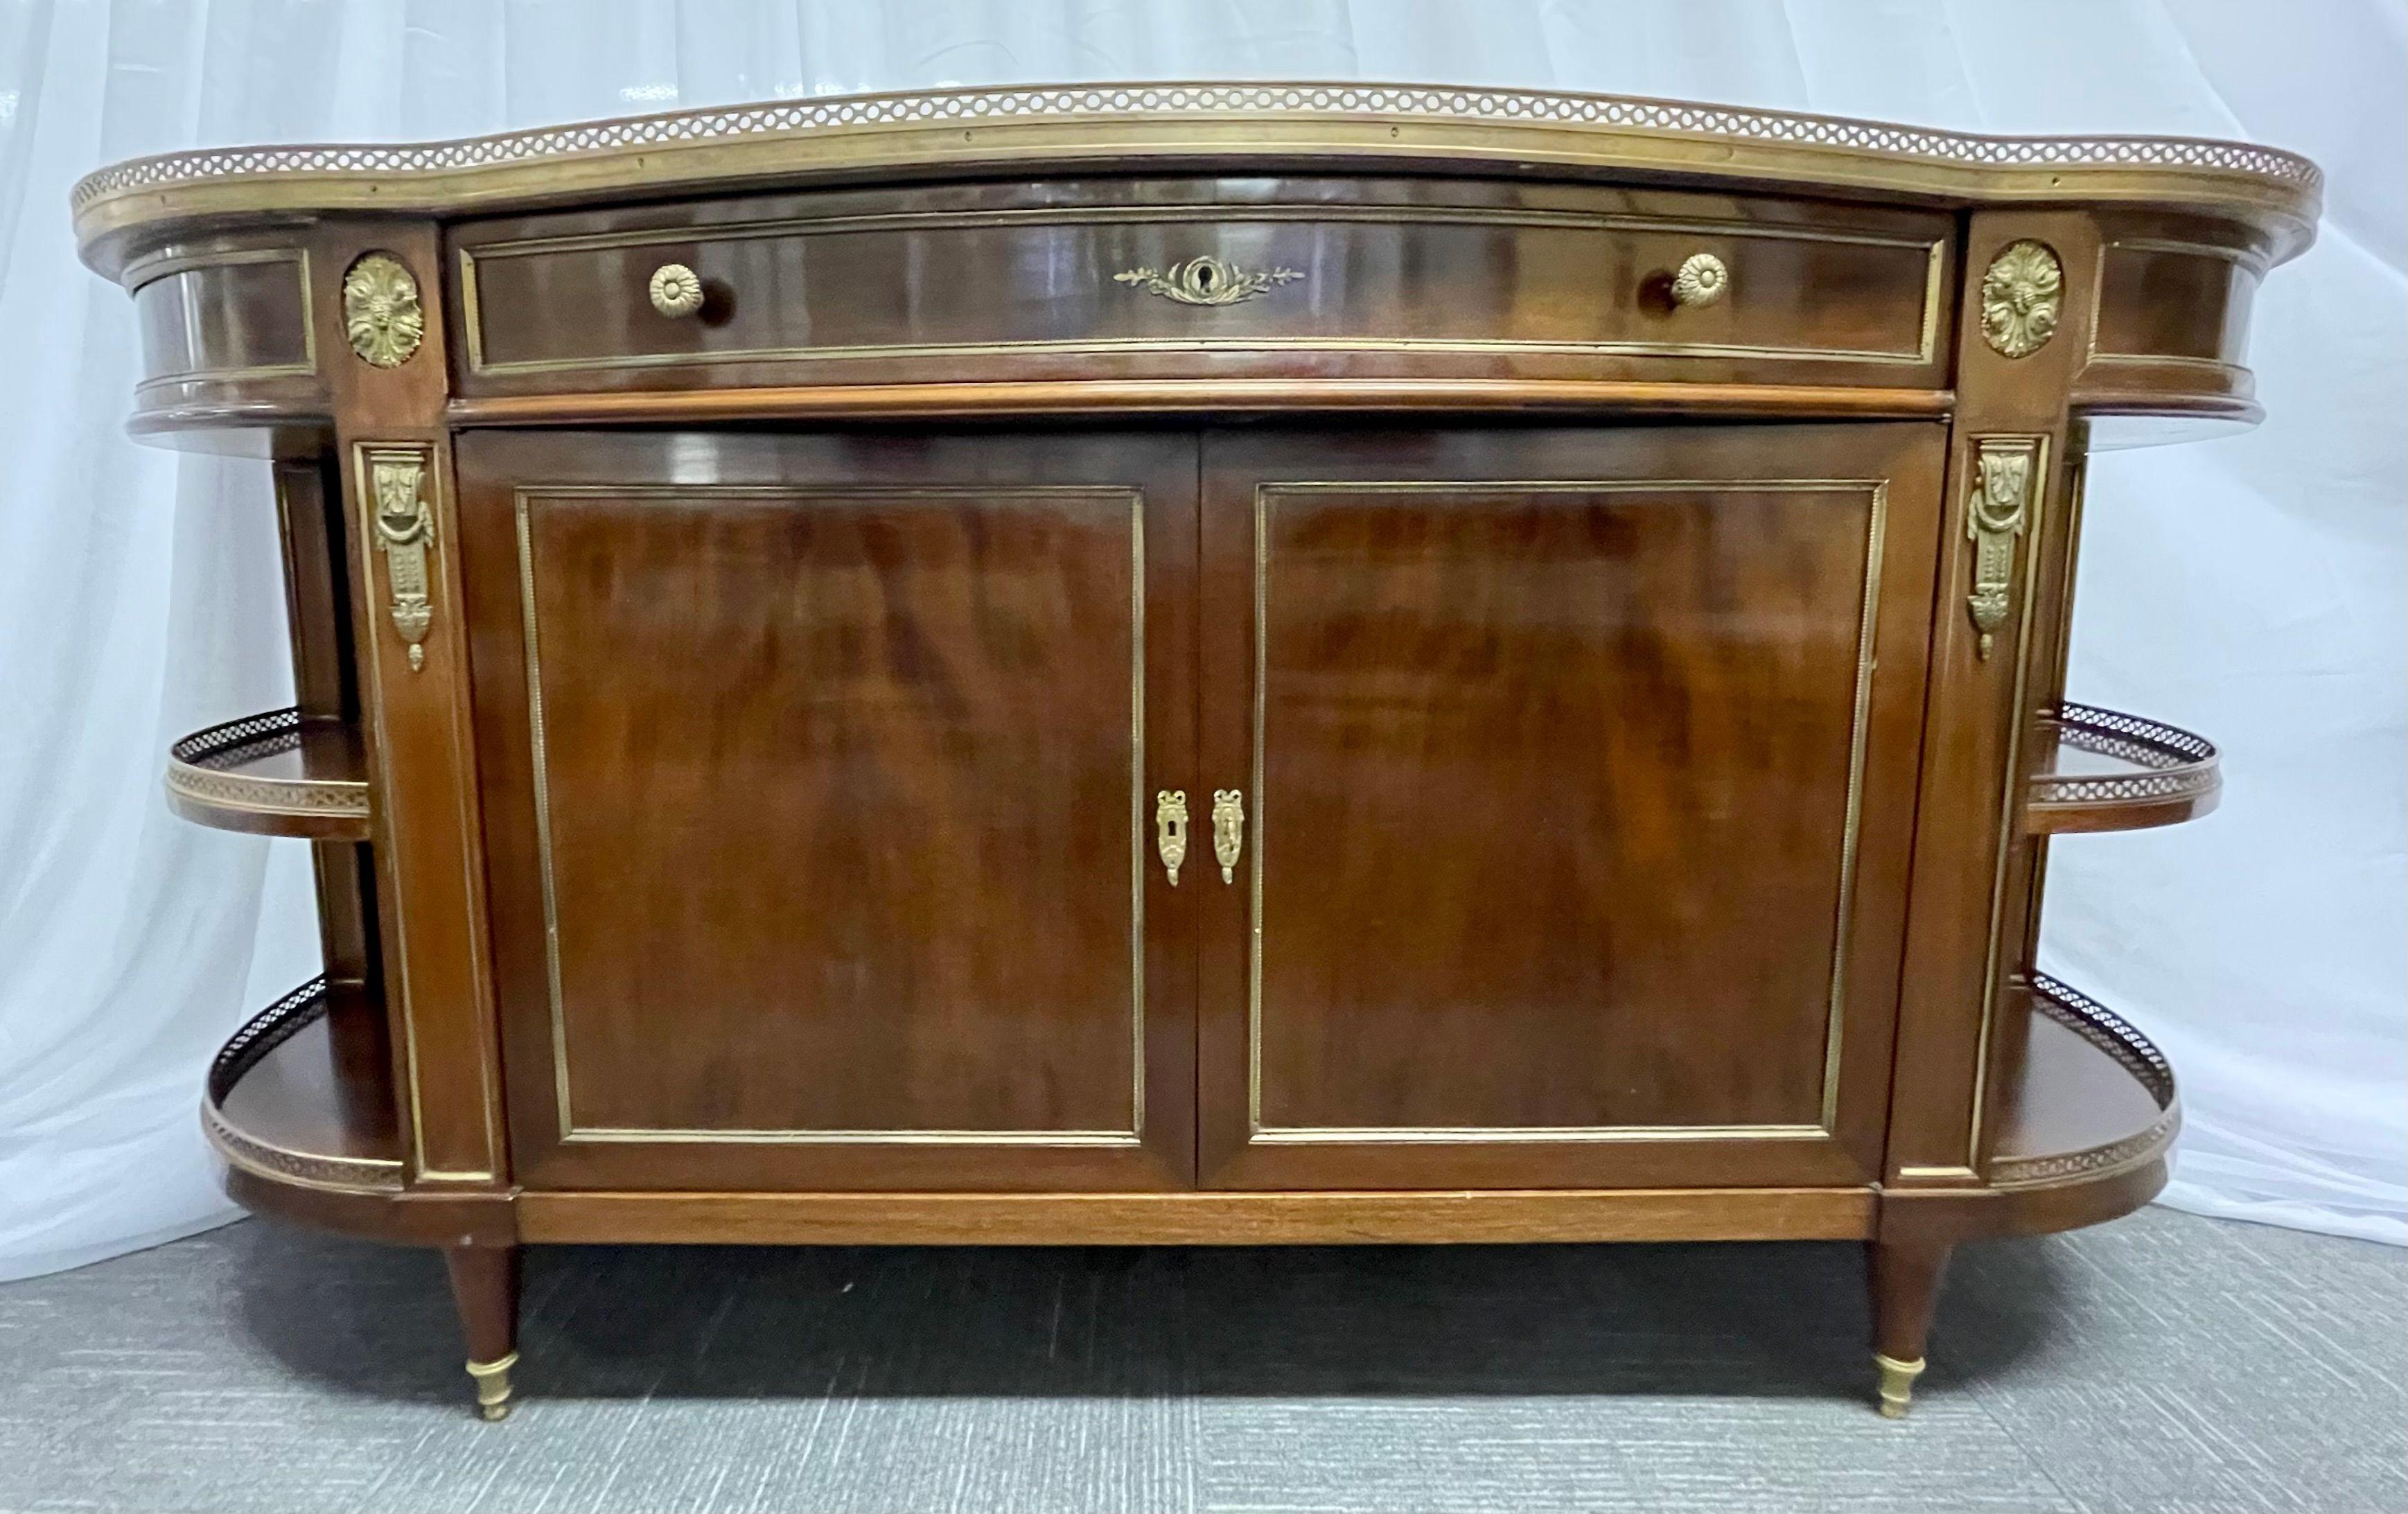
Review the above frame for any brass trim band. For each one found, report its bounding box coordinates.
[1989,974,2181,1190]
[74,82,2321,268]
[2028,703,2221,813]
[164,706,370,834]
[200,977,404,1194]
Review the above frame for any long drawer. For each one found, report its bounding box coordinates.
[448,177,1953,394]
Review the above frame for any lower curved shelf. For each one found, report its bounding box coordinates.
[1987,974,2180,1231]
[2025,703,2220,835]
[167,707,370,841]
[202,973,2181,1247]
[203,977,401,1195]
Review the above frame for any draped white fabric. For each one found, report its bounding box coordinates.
[1,0,2398,1279]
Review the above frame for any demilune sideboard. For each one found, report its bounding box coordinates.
[75,82,2314,1421]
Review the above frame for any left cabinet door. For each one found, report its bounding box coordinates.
[455,430,1197,1190]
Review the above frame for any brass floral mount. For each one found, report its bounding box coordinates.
[1965,437,2040,658]
[342,252,424,367]
[367,449,437,671]
[1115,256,1302,307]
[1979,240,2062,358]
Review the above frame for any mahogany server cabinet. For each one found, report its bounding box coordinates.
[75,84,2314,1420]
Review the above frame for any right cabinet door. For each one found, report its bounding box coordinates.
[1197,424,1946,1188]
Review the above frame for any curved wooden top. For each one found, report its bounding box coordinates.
[73,81,2320,275]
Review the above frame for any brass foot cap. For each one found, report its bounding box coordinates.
[1874,1352,1926,1419]
[466,1349,519,1422]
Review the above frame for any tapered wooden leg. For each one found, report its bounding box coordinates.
[1867,1238,1952,1418]
[444,1245,522,1420]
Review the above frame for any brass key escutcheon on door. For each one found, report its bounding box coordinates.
[1154,789,1189,886]
[1211,789,1245,883]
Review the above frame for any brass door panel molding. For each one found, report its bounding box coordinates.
[513,484,1150,1147]
[1242,477,1890,1147]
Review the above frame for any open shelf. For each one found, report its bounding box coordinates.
[2024,702,2220,836]
[1991,974,2178,1190]
[203,977,401,1192]
[166,707,370,840]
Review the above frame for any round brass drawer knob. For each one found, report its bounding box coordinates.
[1669,252,1730,308]
[647,263,705,318]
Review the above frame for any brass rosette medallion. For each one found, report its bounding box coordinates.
[342,252,425,367]
[1979,240,2063,358]
[1669,252,1730,308]
[648,262,705,317]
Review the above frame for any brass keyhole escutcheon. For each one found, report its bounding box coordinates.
[1154,789,1189,886]
[1211,789,1245,884]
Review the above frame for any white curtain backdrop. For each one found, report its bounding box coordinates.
[1,0,2399,1280]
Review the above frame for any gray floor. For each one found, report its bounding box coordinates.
[0,1207,2399,1514]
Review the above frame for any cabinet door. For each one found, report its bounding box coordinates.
[1197,425,1944,1188]
[456,430,1195,1190]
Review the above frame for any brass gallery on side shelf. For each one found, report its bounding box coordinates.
[73,82,2312,1422]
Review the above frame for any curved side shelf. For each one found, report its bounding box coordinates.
[167,707,370,840]
[204,977,401,1196]
[2025,702,2220,836]
[1987,974,2180,1233]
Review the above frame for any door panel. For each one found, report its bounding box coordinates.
[1198,424,1944,1188]
[457,430,1195,1190]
